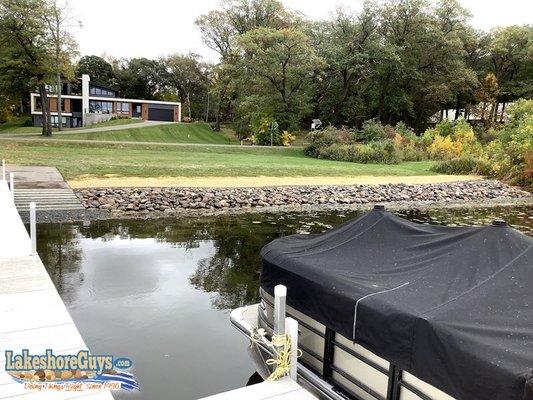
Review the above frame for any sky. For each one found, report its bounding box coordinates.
[69,0,532,63]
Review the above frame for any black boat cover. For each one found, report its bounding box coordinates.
[260,207,533,400]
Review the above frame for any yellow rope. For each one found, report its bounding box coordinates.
[249,329,303,381]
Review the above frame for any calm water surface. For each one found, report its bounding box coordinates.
[37,206,532,399]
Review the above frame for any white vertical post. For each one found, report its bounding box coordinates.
[9,172,14,199]
[286,317,298,381]
[2,159,5,180]
[30,202,36,255]
[273,285,287,374]
[274,285,287,338]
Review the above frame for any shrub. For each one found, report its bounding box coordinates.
[431,156,477,174]
[423,119,483,160]
[486,99,533,188]
[355,119,397,142]
[253,117,287,146]
[319,140,402,164]
[431,156,493,176]
[305,126,356,157]
[393,123,427,161]
[434,119,455,137]
[281,131,296,146]
[427,134,462,160]
[356,120,385,142]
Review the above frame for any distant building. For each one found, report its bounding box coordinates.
[429,102,511,125]
[30,74,181,128]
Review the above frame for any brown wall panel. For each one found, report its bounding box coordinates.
[141,103,149,120]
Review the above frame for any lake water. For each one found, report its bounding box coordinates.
[36,206,532,399]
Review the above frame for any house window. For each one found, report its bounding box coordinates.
[89,100,113,114]
[50,116,67,127]
[116,102,130,113]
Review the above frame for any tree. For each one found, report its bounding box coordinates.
[196,0,291,61]
[311,7,383,126]
[115,57,169,99]
[488,25,533,104]
[374,0,477,130]
[0,0,55,136]
[238,27,323,130]
[75,55,115,86]
[43,0,78,131]
[164,53,210,121]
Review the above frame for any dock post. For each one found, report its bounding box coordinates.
[286,317,298,381]
[2,159,5,180]
[274,285,287,338]
[30,202,36,255]
[9,172,14,199]
[273,285,287,373]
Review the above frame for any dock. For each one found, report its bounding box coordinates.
[200,377,316,400]
[0,177,113,399]
[199,286,317,400]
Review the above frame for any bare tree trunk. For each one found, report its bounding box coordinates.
[454,95,461,120]
[205,91,210,123]
[57,71,63,131]
[187,92,192,120]
[39,84,52,136]
[55,13,62,131]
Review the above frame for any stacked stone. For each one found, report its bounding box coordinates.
[76,180,530,213]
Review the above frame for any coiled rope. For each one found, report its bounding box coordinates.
[249,328,302,381]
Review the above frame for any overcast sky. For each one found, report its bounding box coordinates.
[70,0,532,63]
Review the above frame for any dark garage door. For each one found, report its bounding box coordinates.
[148,107,173,121]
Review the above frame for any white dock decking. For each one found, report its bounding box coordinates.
[0,179,113,399]
[200,377,317,400]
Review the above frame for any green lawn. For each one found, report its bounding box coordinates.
[60,122,238,144]
[0,139,436,180]
[0,116,141,134]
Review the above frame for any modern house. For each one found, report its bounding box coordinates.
[30,74,181,128]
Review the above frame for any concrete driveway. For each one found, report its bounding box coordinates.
[2,120,174,136]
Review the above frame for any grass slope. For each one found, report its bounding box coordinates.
[61,123,238,144]
[0,140,436,180]
[0,116,141,134]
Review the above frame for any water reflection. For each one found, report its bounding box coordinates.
[36,206,532,399]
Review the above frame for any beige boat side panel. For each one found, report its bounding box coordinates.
[335,334,390,371]
[332,371,378,400]
[260,289,456,400]
[402,372,455,400]
[333,346,389,399]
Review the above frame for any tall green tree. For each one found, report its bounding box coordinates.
[196,0,296,131]
[311,6,384,126]
[237,27,323,130]
[0,0,56,135]
[488,25,533,106]
[75,55,115,86]
[43,0,78,131]
[164,53,210,121]
[115,57,169,99]
[196,0,291,61]
[374,0,476,130]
